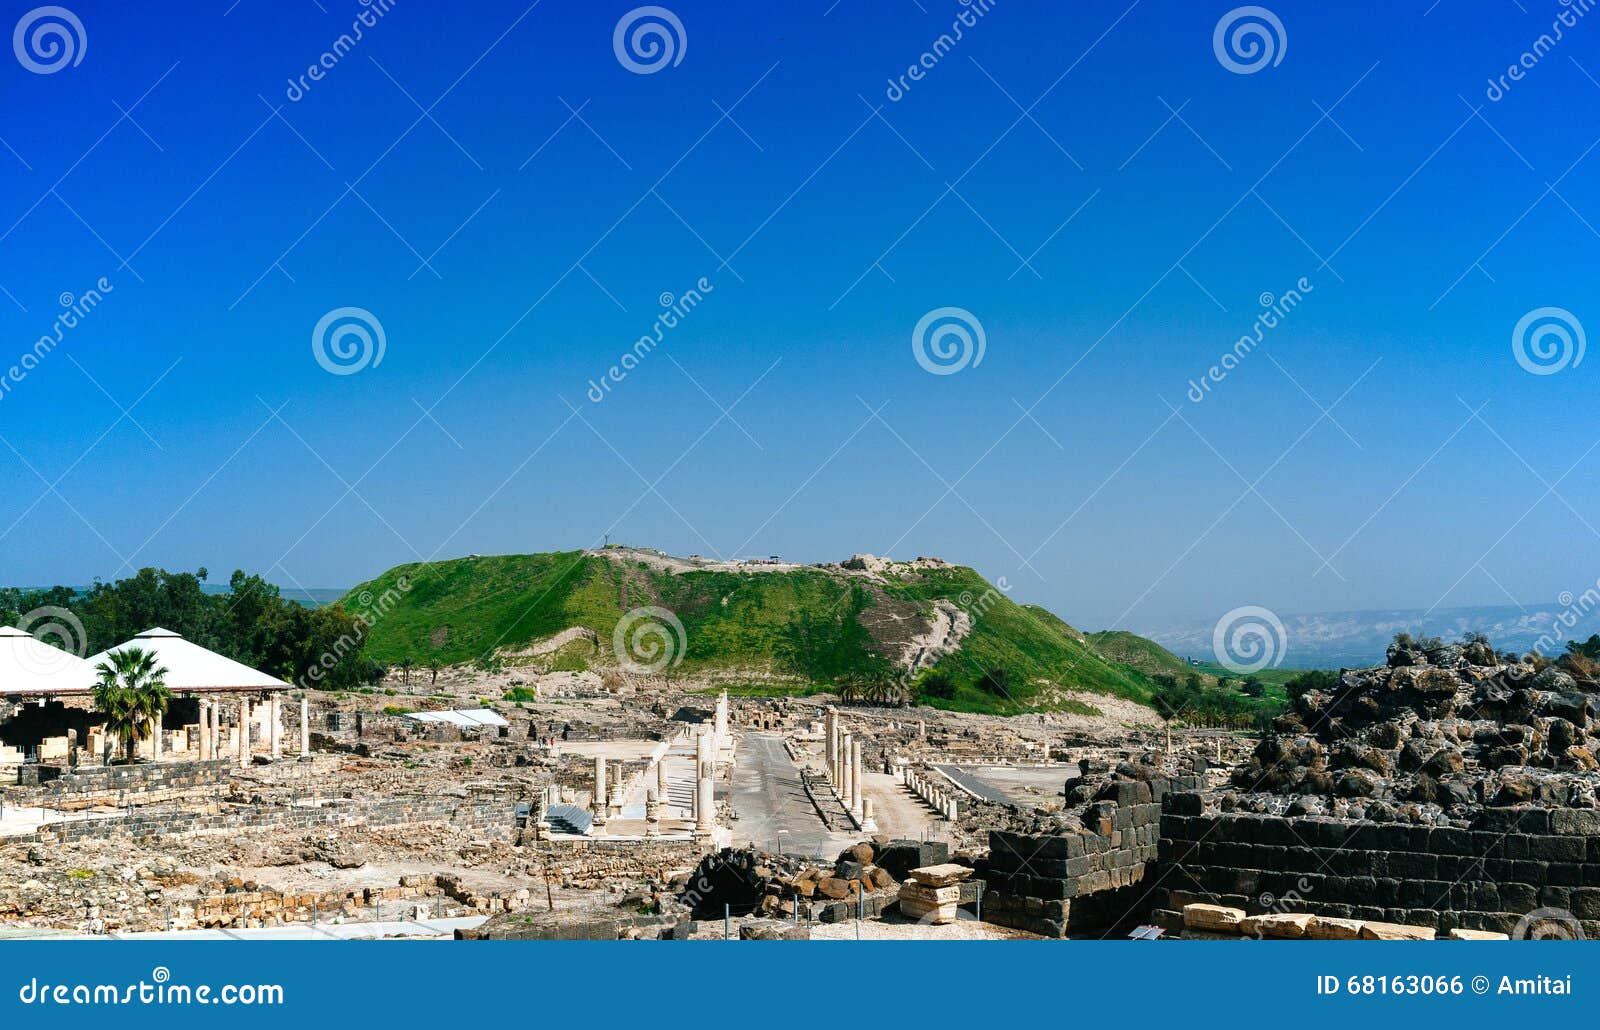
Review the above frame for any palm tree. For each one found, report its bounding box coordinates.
[92,647,172,765]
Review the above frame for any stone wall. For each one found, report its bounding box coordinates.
[533,838,702,890]
[1158,795,1600,936]
[976,774,1203,937]
[12,759,232,808]
[22,793,516,845]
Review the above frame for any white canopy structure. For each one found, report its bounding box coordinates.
[85,628,289,693]
[0,627,98,696]
[403,708,507,729]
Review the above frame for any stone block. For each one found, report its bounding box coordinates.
[1182,903,1244,933]
[1359,920,1436,941]
[1240,912,1314,938]
[1306,916,1364,940]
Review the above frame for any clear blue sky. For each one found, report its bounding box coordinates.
[1,0,1597,629]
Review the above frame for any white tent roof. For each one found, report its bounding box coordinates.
[403,708,508,729]
[85,628,289,693]
[0,626,99,696]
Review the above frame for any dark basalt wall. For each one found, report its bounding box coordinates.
[1158,795,1600,936]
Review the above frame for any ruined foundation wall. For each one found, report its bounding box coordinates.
[1159,796,1600,936]
[11,759,232,808]
[533,838,702,889]
[22,795,516,845]
[977,774,1204,937]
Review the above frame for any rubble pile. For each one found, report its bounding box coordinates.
[677,841,912,920]
[1231,638,1600,824]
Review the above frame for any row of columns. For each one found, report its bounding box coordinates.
[590,723,718,839]
[902,767,958,821]
[823,705,873,830]
[191,696,310,764]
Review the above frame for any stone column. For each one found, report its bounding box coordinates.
[840,732,854,810]
[151,714,162,761]
[211,702,221,759]
[269,696,282,760]
[946,796,958,822]
[861,797,878,833]
[824,708,835,781]
[695,728,714,838]
[656,758,670,812]
[592,756,608,834]
[715,689,729,745]
[238,701,251,768]
[299,698,309,757]
[645,788,661,837]
[197,701,210,760]
[850,738,864,820]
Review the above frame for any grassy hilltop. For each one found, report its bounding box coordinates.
[342,550,1172,715]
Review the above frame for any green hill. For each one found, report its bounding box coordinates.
[1085,629,1198,680]
[341,549,1159,715]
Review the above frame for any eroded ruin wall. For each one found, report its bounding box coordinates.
[977,774,1204,937]
[1159,795,1600,936]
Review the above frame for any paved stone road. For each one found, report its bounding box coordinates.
[730,733,855,860]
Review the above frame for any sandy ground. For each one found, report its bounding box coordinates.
[857,770,944,841]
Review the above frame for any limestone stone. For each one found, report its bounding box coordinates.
[908,863,972,887]
[1182,903,1245,932]
[1306,916,1365,940]
[1239,912,1314,939]
[1447,928,1510,940]
[1359,921,1437,941]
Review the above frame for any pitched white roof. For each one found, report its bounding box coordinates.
[0,626,99,696]
[403,708,508,729]
[85,628,289,692]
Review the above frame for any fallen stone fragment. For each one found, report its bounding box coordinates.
[1239,912,1314,939]
[1306,916,1365,940]
[1446,928,1509,940]
[1182,903,1245,932]
[1358,920,1436,941]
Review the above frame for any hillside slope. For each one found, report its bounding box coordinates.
[342,549,1158,714]
[1085,629,1198,680]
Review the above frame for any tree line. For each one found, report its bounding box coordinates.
[0,567,382,691]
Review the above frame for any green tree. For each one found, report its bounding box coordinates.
[91,646,171,765]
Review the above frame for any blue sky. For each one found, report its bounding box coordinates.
[1,0,1598,630]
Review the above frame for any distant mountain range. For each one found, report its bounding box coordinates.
[1121,602,1597,670]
